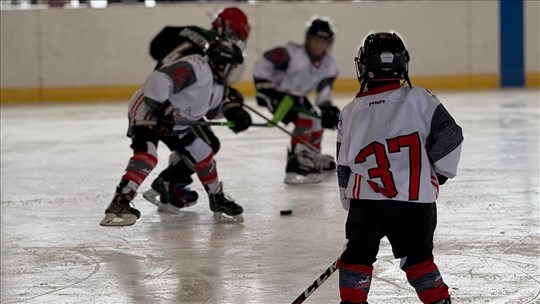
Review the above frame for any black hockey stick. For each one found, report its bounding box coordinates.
[242,103,322,153]
[291,258,339,304]
[175,120,269,127]
[133,120,268,128]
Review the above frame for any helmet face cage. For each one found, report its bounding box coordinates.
[305,15,336,46]
[207,37,245,85]
[212,7,250,49]
[355,32,410,90]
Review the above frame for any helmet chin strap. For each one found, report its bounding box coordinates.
[403,71,412,88]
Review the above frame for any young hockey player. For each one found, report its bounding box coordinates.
[143,7,251,212]
[150,7,250,62]
[100,37,251,227]
[336,32,462,303]
[253,15,340,184]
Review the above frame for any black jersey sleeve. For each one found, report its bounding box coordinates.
[426,104,464,163]
[317,76,336,93]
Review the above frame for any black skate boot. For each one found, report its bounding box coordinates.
[284,150,323,185]
[208,183,244,223]
[143,176,198,214]
[100,187,140,226]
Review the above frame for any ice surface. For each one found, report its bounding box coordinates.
[1,90,539,303]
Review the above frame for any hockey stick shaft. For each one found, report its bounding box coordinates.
[291,259,339,304]
[133,120,267,128]
[242,103,321,153]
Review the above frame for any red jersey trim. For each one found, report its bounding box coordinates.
[355,83,402,98]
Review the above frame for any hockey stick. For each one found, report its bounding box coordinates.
[133,120,268,128]
[291,258,339,304]
[242,103,322,153]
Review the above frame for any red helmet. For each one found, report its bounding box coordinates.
[211,7,250,43]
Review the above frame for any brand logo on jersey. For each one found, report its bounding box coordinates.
[369,99,385,107]
[179,28,209,49]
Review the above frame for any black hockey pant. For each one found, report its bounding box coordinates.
[338,199,450,303]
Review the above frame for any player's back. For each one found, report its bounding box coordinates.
[150,25,215,64]
[338,84,442,203]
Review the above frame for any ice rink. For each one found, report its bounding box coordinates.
[1,90,539,304]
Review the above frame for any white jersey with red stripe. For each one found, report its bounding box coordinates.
[337,84,463,210]
[253,42,338,105]
[128,53,224,132]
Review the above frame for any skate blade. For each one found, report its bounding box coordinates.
[160,201,198,213]
[213,212,244,223]
[142,189,179,214]
[142,189,161,206]
[100,213,138,226]
[283,172,323,185]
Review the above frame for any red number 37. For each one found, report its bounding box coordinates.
[355,132,421,200]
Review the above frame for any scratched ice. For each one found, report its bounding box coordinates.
[1,90,538,303]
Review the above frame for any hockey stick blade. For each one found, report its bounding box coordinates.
[242,103,322,153]
[291,259,338,304]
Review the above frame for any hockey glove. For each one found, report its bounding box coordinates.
[151,100,175,135]
[254,79,285,111]
[223,87,252,133]
[319,102,340,129]
[436,174,448,185]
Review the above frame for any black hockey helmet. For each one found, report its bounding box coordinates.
[207,37,244,85]
[355,32,411,92]
[305,15,336,45]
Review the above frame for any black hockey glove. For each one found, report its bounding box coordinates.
[254,79,286,111]
[151,100,175,135]
[319,102,340,129]
[436,174,448,185]
[223,87,252,133]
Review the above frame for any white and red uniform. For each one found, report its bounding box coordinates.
[337,84,463,210]
[253,42,339,159]
[253,42,338,107]
[128,53,225,133]
[121,53,228,195]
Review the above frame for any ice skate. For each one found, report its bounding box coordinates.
[284,150,323,185]
[100,187,140,226]
[313,153,337,171]
[299,149,336,171]
[143,177,198,214]
[208,183,244,223]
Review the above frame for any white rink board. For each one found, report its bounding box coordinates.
[0,1,530,88]
[1,90,539,303]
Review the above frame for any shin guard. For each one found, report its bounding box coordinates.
[121,151,158,191]
[193,152,219,191]
[403,256,449,303]
[337,260,373,303]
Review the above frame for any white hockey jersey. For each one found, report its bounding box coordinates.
[253,42,338,105]
[337,84,463,210]
[128,53,224,132]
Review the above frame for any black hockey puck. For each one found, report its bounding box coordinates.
[280,209,293,215]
